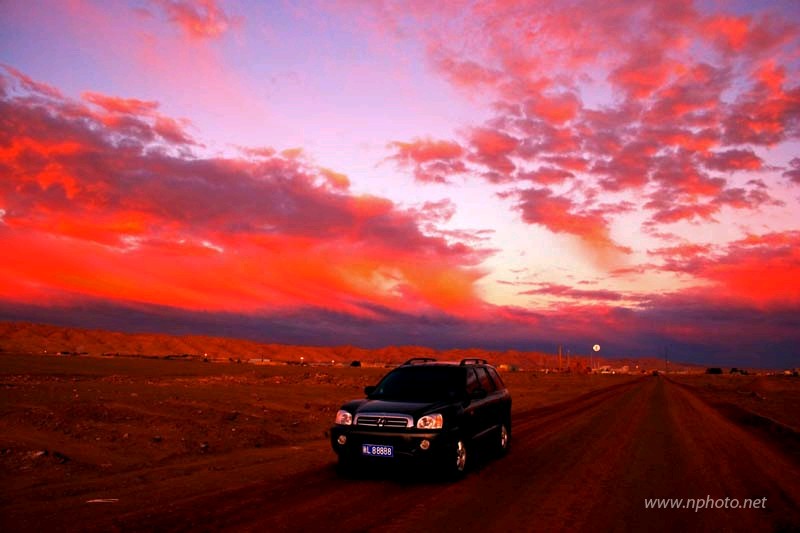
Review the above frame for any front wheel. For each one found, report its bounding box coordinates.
[442,439,468,480]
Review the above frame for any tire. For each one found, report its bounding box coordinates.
[496,421,511,457]
[443,439,468,480]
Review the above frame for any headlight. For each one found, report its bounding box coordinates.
[417,413,443,429]
[335,410,353,425]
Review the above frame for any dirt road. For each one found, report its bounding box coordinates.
[5,376,800,532]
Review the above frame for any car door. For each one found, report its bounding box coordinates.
[462,366,493,440]
[473,366,501,437]
[462,367,484,440]
[487,366,511,421]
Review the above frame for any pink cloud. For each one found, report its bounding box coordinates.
[783,158,800,185]
[375,0,799,238]
[149,0,236,39]
[518,283,627,302]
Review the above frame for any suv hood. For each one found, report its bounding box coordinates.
[354,399,445,417]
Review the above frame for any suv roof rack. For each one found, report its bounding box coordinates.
[459,358,488,366]
[402,357,437,365]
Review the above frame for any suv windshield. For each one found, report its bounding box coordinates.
[370,366,466,402]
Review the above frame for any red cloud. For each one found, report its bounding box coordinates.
[0,64,62,98]
[468,128,518,175]
[524,92,581,123]
[645,64,728,123]
[644,127,720,152]
[541,155,589,172]
[511,187,630,254]
[517,167,574,185]
[644,181,776,225]
[319,168,351,190]
[388,138,466,183]
[609,48,680,98]
[704,15,751,52]
[644,195,719,224]
[83,92,195,145]
[78,86,197,147]
[0,68,491,318]
[755,60,786,96]
[515,120,582,158]
[702,149,763,172]
[704,12,796,56]
[433,56,504,92]
[391,138,463,162]
[654,231,800,307]
[651,150,725,196]
[83,92,160,115]
[648,242,712,262]
[714,186,777,210]
[412,199,456,224]
[722,83,800,146]
[590,141,658,191]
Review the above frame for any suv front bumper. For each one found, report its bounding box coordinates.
[330,425,457,465]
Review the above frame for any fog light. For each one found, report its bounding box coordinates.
[337,435,347,445]
[419,439,430,450]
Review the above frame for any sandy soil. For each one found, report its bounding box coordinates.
[1,354,798,532]
[668,374,800,432]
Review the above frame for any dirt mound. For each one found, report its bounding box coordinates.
[0,321,570,369]
[0,320,702,372]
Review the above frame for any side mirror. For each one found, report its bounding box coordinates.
[364,385,376,396]
[470,388,487,400]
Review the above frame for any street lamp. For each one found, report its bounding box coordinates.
[591,344,600,372]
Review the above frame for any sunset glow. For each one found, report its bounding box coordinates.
[1,0,799,366]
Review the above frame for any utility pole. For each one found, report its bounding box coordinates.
[591,343,601,373]
[558,345,562,372]
[664,345,669,374]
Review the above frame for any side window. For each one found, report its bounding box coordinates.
[465,368,480,394]
[475,367,496,392]
[488,367,505,389]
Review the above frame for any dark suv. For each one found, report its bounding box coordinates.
[330,358,511,478]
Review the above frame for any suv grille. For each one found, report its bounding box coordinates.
[355,414,413,428]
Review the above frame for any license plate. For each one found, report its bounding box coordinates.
[362,444,394,458]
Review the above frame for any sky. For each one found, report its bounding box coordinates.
[1,0,799,367]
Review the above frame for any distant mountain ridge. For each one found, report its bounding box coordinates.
[0,320,687,371]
